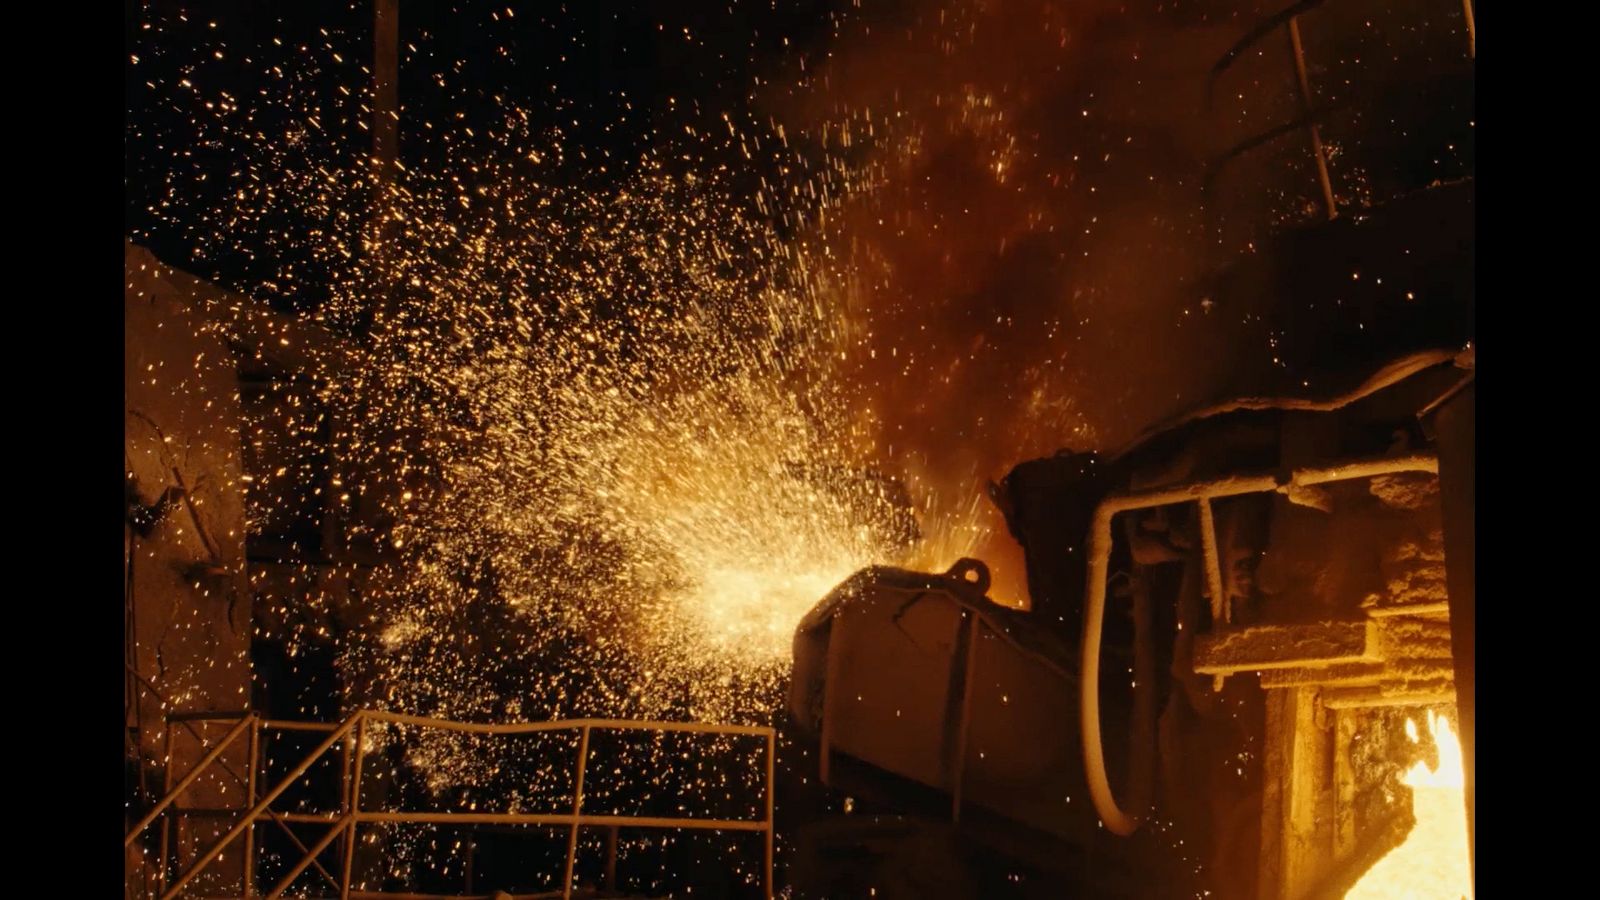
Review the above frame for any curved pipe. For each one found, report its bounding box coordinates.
[1078,452,1442,836]
[1079,504,1143,835]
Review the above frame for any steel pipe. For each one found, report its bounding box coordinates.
[1079,452,1439,836]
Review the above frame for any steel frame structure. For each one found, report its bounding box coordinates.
[126,711,777,900]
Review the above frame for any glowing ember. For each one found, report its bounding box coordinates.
[1345,709,1472,900]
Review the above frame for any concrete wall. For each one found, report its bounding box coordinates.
[125,242,252,737]
[126,242,253,891]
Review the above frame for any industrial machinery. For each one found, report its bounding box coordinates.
[788,346,1473,899]
[787,2,1473,894]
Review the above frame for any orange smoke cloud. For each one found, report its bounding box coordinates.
[762,1,1283,605]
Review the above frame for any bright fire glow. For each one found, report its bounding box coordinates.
[1345,710,1472,900]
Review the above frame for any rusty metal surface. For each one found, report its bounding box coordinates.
[1192,609,1457,711]
[1194,621,1375,674]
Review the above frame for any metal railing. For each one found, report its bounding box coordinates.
[1204,0,1476,223]
[126,710,777,900]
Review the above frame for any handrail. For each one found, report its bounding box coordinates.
[145,711,777,900]
[1207,0,1330,101]
[1203,0,1475,229]
[265,815,355,900]
[126,703,341,894]
[363,710,776,736]
[162,713,362,900]
[125,713,254,847]
[171,710,774,736]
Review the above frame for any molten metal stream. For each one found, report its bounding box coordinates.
[1345,710,1473,899]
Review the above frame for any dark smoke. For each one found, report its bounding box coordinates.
[762,0,1472,602]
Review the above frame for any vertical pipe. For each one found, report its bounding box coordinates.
[1333,710,1357,858]
[764,732,776,900]
[563,726,591,900]
[338,720,352,893]
[1080,505,1141,836]
[1128,572,1156,820]
[340,726,353,812]
[243,718,260,898]
[1462,0,1476,58]
[1283,689,1330,899]
[1287,16,1338,220]
[341,716,367,900]
[1197,498,1227,626]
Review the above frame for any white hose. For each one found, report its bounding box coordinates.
[1079,503,1142,836]
[1077,452,1440,837]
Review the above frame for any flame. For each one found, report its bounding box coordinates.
[1345,709,1472,899]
